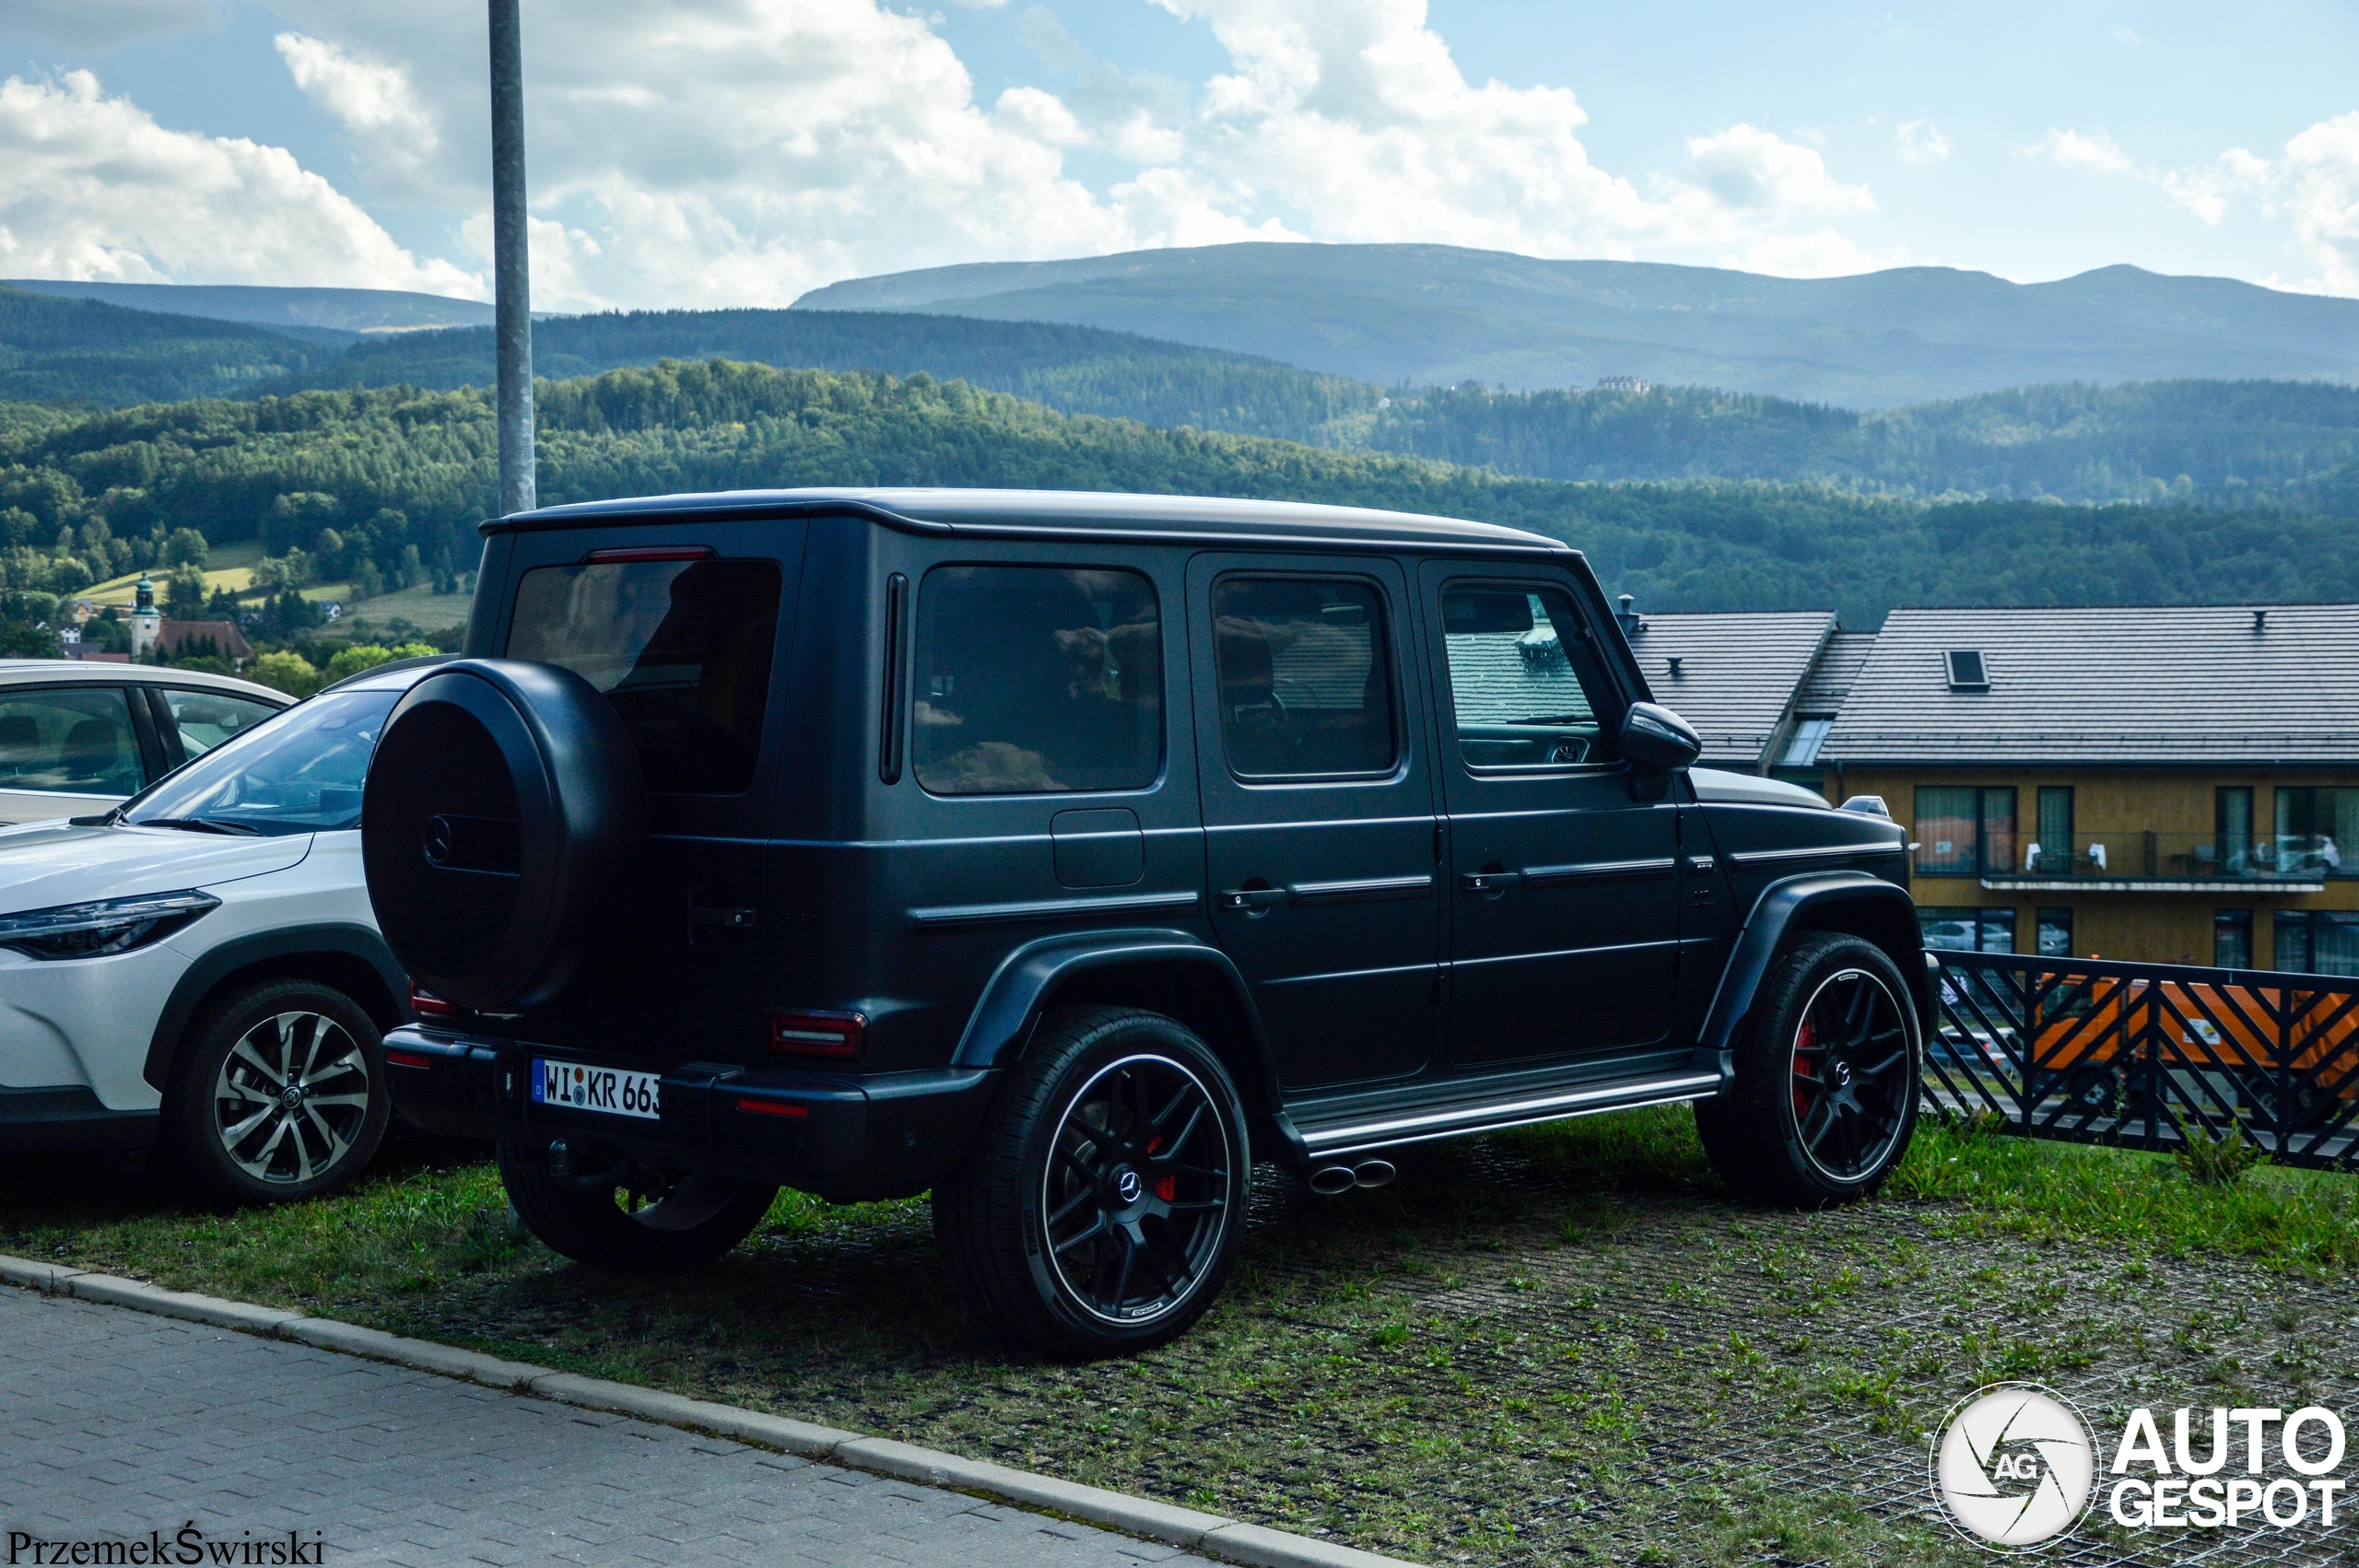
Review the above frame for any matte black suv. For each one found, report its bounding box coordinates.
[369,488,1924,1356]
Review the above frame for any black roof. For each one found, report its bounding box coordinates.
[489,486,1567,556]
[1623,611,1837,766]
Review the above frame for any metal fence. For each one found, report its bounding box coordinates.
[1921,951,2359,1169]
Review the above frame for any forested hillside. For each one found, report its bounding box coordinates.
[6,358,2353,631]
[1366,378,2359,503]
[267,308,1378,445]
[0,286,346,405]
[14,289,2357,507]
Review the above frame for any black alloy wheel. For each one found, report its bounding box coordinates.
[1696,931,1922,1205]
[1040,1052,1237,1326]
[935,1007,1250,1358]
[1786,965,1914,1183]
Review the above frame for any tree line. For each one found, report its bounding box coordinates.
[6,357,2356,633]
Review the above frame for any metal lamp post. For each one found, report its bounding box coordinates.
[489,0,534,515]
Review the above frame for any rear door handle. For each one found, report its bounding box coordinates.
[1217,887,1288,912]
[1460,871,1522,895]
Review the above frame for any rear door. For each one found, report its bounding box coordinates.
[0,684,158,824]
[1418,563,1683,1069]
[487,523,805,1059]
[1190,554,1441,1091]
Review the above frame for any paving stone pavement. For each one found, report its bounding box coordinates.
[0,1288,1221,1567]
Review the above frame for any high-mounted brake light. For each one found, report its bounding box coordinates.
[584,545,714,563]
[767,1010,866,1061]
[410,987,458,1018]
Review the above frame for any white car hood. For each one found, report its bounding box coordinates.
[0,822,312,915]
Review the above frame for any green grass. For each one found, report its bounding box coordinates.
[1887,1113,2359,1273]
[6,1110,2353,1567]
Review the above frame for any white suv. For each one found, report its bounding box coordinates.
[0,662,289,825]
[0,661,436,1199]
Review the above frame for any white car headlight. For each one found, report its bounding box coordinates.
[0,890,221,961]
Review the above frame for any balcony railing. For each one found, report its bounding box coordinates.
[1920,832,2348,883]
[1922,951,2359,1168]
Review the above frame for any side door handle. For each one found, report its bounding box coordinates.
[1459,870,1522,895]
[1217,886,1288,913]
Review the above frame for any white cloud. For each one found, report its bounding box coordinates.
[0,69,479,295]
[1675,123,1873,216]
[6,0,1897,307]
[6,0,216,48]
[2279,111,2359,294]
[1893,120,1951,163]
[2026,127,2135,175]
[274,32,444,202]
[2112,24,2142,47]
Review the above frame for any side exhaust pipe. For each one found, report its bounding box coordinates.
[1309,1159,1398,1195]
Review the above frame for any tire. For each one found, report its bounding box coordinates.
[165,978,391,1203]
[362,659,646,1012]
[1695,932,1921,1206]
[499,1141,775,1271]
[933,1007,1250,1359]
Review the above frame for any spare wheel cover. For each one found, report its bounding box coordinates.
[363,659,646,1011]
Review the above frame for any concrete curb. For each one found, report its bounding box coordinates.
[0,1253,1410,1568]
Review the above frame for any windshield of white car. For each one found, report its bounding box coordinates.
[123,689,402,837]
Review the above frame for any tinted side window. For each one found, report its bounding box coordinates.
[1439,585,1622,768]
[0,687,141,795]
[913,566,1162,796]
[160,688,280,758]
[508,558,781,794]
[1214,578,1396,778]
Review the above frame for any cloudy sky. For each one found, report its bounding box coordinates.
[2,0,2354,310]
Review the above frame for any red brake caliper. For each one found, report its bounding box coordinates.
[1147,1136,1175,1202]
[1793,1019,1815,1120]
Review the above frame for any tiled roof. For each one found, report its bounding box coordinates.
[1623,611,1837,766]
[1818,603,2359,766]
[1444,632,1595,726]
[1796,632,1874,715]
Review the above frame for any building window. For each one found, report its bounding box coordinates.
[2031,787,2073,876]
[1919,907,2017,954]
[1779,716,1833,767]
[1914,786,2017,877]
[2214,909,2252,970]
[2274,786,2357,878]
[2275,911,2359,977]
[2216,787,2254,875]
[2036,908,2073,957]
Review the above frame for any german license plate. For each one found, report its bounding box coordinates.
[532,1059,661,1120]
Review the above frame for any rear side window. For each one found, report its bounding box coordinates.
[159,688,280,759]
[0,687,142,795]
[913,566,1162,795]
[508,558,781,794]
[1213,578,1398,778]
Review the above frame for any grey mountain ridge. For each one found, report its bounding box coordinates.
[792,242,2359,408]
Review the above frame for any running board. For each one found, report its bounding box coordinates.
[1293,1071,1726,1159]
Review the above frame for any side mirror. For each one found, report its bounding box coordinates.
[1619,701,1702,774]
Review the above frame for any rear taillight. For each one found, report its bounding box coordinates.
[767,1010,865,1061]
[410,987,458,1019]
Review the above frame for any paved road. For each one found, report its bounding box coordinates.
[0,1288,1214,1566]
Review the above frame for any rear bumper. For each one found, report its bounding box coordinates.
[382,1026,998,1202]
[0,1086,158,1153]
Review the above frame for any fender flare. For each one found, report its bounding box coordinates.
[1696,872,1926,1059]
[142,923,412,1092]
[948,925,1282,1106]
